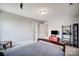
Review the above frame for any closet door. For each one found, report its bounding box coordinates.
[78,24,79,47]
[73,24,78,47]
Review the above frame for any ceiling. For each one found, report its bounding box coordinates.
[0,3,79,22]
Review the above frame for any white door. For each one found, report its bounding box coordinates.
[39,24,48,38]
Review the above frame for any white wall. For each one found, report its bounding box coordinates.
[0,12,1,41]
[32,21,39,41]
[0,10,40,46]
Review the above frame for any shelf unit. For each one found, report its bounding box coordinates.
[62,25,72,45]
[73,24,79,47]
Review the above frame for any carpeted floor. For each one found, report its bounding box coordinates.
[65,45,79,56]
[1,45,79,56]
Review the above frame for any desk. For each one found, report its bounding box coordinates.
[0,41,12,50]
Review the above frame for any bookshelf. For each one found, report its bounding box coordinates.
[62,25,72,45]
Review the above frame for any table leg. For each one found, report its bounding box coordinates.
[10,41,12,47]
[3,44,6,50]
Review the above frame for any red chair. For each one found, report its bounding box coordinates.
[49,35,59,42]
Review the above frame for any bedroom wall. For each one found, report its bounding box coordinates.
[46,16,79,40]
[0,10,41,46]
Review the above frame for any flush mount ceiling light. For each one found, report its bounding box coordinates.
[39,9,48,15]
[69,3,73,6]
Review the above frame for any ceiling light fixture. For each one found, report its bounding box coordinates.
[39,9,47,15]
[69,3,73,6]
